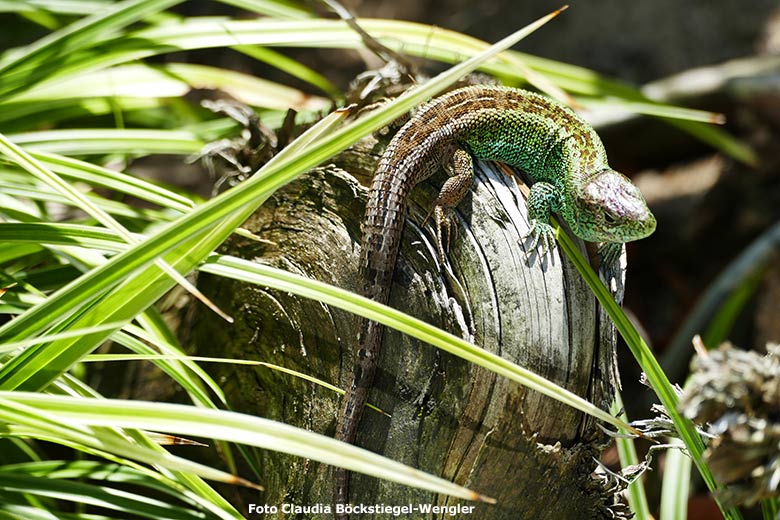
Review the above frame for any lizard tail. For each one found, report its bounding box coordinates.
[333,317,383,518]
[333,170,411,518]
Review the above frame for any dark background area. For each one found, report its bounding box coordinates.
[347,0,779,83]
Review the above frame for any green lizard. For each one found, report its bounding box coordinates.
[334,85,656,518]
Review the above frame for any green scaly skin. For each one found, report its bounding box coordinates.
[334,85,656,518]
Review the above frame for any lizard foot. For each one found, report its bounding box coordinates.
[598,242,623,269]
[434,205,457,263]
[523,219,557,260]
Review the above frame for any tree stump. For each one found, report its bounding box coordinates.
[185,128,626,519]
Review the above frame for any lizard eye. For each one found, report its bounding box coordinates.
[603,211,618,225]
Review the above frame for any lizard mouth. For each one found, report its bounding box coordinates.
[625,210,657,241]
[596,202,656,243]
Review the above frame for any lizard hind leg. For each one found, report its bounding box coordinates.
[430,148,475,262]
[433,205,455,262]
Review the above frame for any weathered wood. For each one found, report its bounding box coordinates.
[184,135,625,518]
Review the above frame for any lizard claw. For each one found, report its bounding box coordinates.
[523,219,557,260]
[435,206,457,263]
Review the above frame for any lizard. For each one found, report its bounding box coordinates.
[333,84,656,518]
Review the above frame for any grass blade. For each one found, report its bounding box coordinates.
[660,438,691,520]
[611,394,651,519]
[2,392,492,503]
[553,227,742,520]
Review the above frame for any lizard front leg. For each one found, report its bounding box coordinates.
[598,242,623,268]
[431,148,474,261]
[523,181,561,259]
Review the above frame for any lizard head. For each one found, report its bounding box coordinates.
[570,169,656,243]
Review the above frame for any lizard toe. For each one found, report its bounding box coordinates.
[523,220,557,260]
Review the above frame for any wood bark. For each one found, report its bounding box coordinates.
[183,130,626,519]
